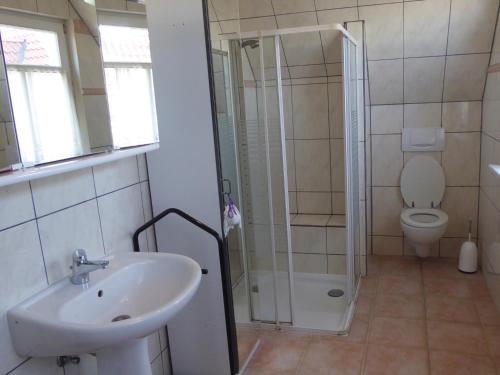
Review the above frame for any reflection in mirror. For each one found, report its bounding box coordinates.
[0,32,20,171]
[0,0,113,168]
[98,11,158,148]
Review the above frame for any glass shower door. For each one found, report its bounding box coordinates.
[229,35,293,325]
[343,36,361,303]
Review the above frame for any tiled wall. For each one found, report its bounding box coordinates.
[479,9,500,309]
[0,155,172,375]
[210,0,498,258]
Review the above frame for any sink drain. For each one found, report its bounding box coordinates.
[328,289,344,298]
[111,315,131,322]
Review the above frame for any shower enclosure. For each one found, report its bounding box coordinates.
[213,24,365,335]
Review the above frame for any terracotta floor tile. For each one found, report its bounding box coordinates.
[356,294,374,316]
[422,259,480,280]
[344,313,369,343]
[248,335,310,371]
[373,293,425,319]
[367,317,426,348]
[427,320,488,355]
[238,334,259,368]
[360,276,379,296]
[475,298,500,326]
[244,369,296,375]
[467,278,492,299]
[429,350,496,375]
[484,326,500,358]
[423,276,472,299]
[297,338,364,375]
[363,344,428,375]
[379,258,421,278]
[378,275,423,295]
[426,295,480,324]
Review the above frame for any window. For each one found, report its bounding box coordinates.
[0,16,81,165]
[99,22,158,148]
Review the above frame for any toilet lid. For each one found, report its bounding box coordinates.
[400,156,445,208]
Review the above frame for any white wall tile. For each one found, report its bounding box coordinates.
[372,187,403,236]
[98,184,145,254]
[403,103,442,129]
[315,0,357,10]
[293,253,328,273]
[368,59,404,105]
[441,187,479,237]
[483,72,500,141]
[291,226,327,253]
[447,0,499,55]
[371,105,403,134]
[93,156,140,196]
[328,83,344,138]
[37,0,69,18]
[403,0,450,58]
[140,181,156,252]
[294,140,331,191]
[9,357,63,375]
[137,154,149,181]
[0,221,47,312]
[0,182,34,231]
[330,139,345,191]
[38,200,105,284]
[443,54,490,101]
[332,192,345,214]
[443,132,481,187]
[404,57,445,103]
[371,134,403,186]
[442,102,482,132]
[0,0,36,11]
[292,84,329,139]
[151,355,163,375]
[31,168,95,217]
[96,0,126,10]
[297,192,332,214]
[327,254,346,274]
[372,235,403,256]
[272,0,315,14]
[239,0,274,18]
[327,226,346,254]
[359,3,403,60]
[211,0,239,20]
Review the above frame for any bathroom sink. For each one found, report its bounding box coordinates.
[8,252,202,374]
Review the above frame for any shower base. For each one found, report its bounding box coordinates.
[233,271,354,332]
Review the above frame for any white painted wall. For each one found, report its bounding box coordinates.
[146,0,232,374]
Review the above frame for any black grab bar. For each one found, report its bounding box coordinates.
[132,207,239,374]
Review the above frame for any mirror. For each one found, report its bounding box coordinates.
[0,0,158,172]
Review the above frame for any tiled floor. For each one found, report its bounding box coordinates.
[241,256,500,375]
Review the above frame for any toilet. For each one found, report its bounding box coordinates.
[400,155,448,257]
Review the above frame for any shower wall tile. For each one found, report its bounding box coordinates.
[328,83,344,139]
[332,192,345,215]
[328,255,347,274]
[294,140,331,191]
[293,253,328,273]
[297,192,332,214]
[272,0,315,14]
[330,139,345,192]
[292,84,329,139]
[327,227,346,254]
[291,226,327,254]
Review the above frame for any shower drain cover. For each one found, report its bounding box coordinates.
[328,289,344,298]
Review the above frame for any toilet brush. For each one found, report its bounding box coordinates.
[458,219,478,273]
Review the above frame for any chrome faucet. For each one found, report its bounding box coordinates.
[70,249,109,285]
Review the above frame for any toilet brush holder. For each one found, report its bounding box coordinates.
[458,219,478,273]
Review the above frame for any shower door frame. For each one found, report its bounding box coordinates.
[222,23,360,329]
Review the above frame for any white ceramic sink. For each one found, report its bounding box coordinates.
[8,252,201,375]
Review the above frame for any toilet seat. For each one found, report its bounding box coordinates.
[400,208,448,228]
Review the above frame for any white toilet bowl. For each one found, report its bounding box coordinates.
[399,156,448,258]
[400,208,448,257]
